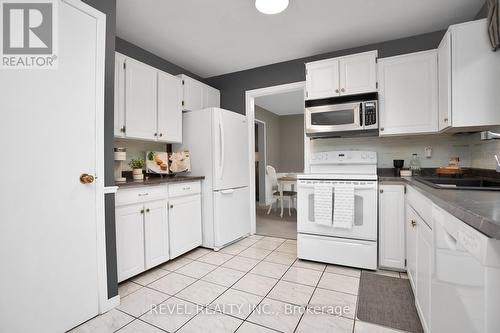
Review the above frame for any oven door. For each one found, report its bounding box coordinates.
[305,102,362,134]
[297,179,377,241]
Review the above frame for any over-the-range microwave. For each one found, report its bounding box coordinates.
[305,93,378,138]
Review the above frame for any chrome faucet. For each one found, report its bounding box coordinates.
[495,155,500,173]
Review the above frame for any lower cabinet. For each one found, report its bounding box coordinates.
[378,184,406,270]
[406,204,418,289]
[115,182,202,282]
[115,203,147,282]
[415,216,432,333]
[169,194,202,259]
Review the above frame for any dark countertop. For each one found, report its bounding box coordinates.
[379,175,500,240]
[116,175,204,189]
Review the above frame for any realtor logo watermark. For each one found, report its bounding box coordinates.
[1,0,58,69]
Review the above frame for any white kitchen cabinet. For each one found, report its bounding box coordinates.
[378,50,438,136]
[203,85,221,109]
[115,203,146,282]
[169,194,202,259]
[157,72,183,143]
[305,59,340,100]
[437,30,452,131]
[439,19,500,131]
[306,51,377,100]
[144,200,169,269]
[124,57,158,141]
[416,216,432,333]
[114,53,126,137]
[339,51,377,96]
[406,204,418,290]
[378,185,406,270]
[178,74,220,111]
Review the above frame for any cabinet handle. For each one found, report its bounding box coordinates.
[159,133,163,137]
[140,209,144,214]
[183,186,191,190]
[170,204,174,209]
[335,89,339,93]
[138,193,149,197]
[411,220,417,227]
[379,189,384,193]
[380,127,384,131]
[154,133,158,137]
[120,126,126,133]
[443,118,448,122]
[341,88,345,92]
[146,208,150,213]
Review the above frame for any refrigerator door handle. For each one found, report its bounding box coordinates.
[219,115,225,179]
[220,189,235,194]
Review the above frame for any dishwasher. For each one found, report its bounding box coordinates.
[431,205,500,333]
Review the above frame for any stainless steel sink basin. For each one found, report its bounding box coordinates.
[415,177,500,191]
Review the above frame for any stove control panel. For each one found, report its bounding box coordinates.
[310,151,377,165]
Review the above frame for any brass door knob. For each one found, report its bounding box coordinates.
[80,173,95,184]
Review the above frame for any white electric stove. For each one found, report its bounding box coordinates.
[297,151,378,270]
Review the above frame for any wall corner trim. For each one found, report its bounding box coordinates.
[104,186,119,194]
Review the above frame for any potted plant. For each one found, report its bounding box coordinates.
[129,158,145,180]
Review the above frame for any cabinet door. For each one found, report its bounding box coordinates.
[116,204,145,282]
[438,31,452,131]
[168,194,202,259]
[158,72,182,143]
[378,51,438,136]
[451,19,500,128]
[406,204,418,290]
[125,58,158,141]
[203,85,220,108]
[378,185,405,270]
[144,200,169,269]
[416,217,432,333]
[305,59,339,100]
[114,53,126,137]
[181,75,204,111]
[339,51,377,96]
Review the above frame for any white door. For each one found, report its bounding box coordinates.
[378,185,405,270]
[406,204,418,290]
[0,2,105,332]
[114,53,126,137]
[144,200,169,269]
[416,217,432,333]
[339,51,377,96]
[306,59,340,100]
[214,187,251,247]
[203,85,221,108]
[169,195,202,258]
[157,72,182,143]
[437,31,452,131]
[116,204,146,282]
[213,109,249,190]
[125,58,158,140]
[378,50,438,136]
[182,75,204,111]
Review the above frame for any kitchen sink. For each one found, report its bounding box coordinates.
[415,177,500,191]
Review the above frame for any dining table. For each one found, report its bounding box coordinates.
[276,175,298,217]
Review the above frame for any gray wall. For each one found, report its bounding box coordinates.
[206,30,446,115]
[255,106,281,171]
[279,115,304,173]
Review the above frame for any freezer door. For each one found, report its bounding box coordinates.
[213,108,249,190]
[213,187,250,248]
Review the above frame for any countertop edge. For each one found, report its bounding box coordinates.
[115,176,205,189]
[379,177,500,240]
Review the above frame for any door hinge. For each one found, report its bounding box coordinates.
[123,62,126,70]
[182,80,185,85]
[306,91,308,98]
[405,259,407,267]
[182,100,185,106]
[376,82,378,89]
[404,186,407,194]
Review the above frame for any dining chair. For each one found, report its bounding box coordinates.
[266,165,296,218]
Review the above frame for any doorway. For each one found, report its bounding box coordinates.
[246,82,306,240]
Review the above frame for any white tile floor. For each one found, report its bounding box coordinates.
[71,235,409,333]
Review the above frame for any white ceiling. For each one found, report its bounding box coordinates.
[255,89,305,116]
[116,0,483,78]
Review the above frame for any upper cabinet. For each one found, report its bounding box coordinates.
[305,51,377,100]
[378,50,438,136]
[114,52,183,143]
[178,74,220,111]
[438,19,500,131]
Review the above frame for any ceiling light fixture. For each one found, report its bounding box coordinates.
[255,0,289,15]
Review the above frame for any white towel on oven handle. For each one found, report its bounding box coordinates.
[333,183,354,229]
[313,183,333,226]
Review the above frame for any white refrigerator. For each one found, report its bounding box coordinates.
[175,107,250,249]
